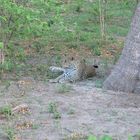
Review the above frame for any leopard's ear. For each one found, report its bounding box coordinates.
[71,57,74,61]
[83,59,86,62]
[93,65,98,68]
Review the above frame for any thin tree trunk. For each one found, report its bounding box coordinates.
[103,3,140,93]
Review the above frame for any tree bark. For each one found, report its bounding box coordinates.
[103,3,140,94]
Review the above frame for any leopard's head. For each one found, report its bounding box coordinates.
[61,54,84,69]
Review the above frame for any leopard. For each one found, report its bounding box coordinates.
[49,55,98,83]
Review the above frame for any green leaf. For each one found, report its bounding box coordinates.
[17,8,22,14]
[128,135,133,140]
[101,135,112,140]
[0,16,7,21]
[88,135,97,140]
[26,15,31,21]
[0,42,4,49]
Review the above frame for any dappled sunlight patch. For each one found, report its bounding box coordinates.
[64,131,87,140]
[12,104,30,115]
[16,121,33,130]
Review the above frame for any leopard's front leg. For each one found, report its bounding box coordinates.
[49,66,65,73]
[49,74,65,83]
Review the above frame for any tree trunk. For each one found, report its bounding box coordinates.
[103,3,140,94]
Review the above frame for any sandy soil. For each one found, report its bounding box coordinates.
[0,77,140,140]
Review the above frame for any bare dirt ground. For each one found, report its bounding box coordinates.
[0,76,140,140]
[0,54,139,140]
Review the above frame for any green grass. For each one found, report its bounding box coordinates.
[55,83,72,93]
[0,105,12,119]
[5,127,16,140]
[0,0,137,77]
[48,102,61,119]
[44,0,136,52]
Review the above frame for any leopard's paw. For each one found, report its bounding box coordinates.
[49,79,58,83]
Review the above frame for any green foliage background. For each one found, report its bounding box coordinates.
[0,0,137,73]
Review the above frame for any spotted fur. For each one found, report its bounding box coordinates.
[49,56,98,83]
